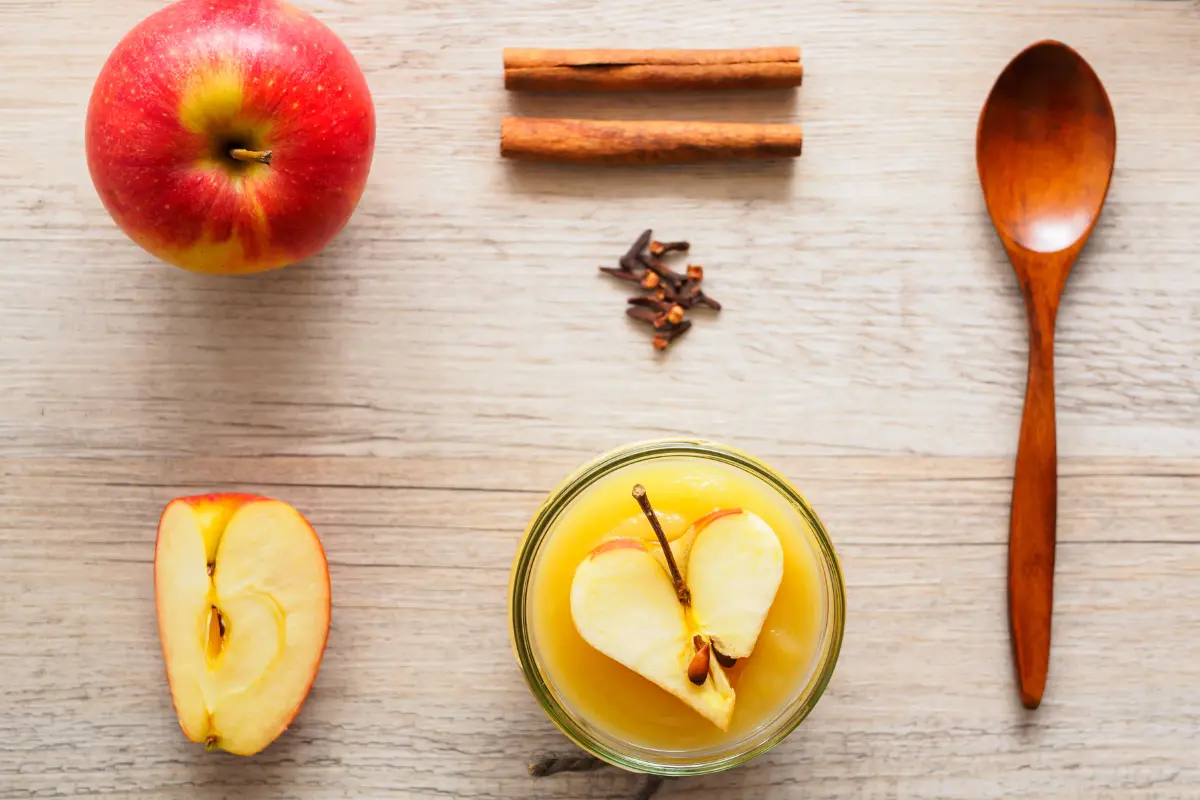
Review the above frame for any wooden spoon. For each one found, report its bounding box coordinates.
[976,41,1116,710]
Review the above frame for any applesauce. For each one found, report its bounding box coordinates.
[509,440,845,776]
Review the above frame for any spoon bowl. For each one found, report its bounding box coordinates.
[979,42,1116,255]
[976,40,1116,710]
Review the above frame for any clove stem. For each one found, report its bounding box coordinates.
[649,240,689,257]
[620,229,653,272]
[635,776,666,800]
[626,307,658,324]
[528,750,665,800]
[632,484,690,605]
[653,319,692,351]
[529,751,605,776]
[639,254,686,288]
[600,266,642,283]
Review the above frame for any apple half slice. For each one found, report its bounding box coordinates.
[154,494,331,755]
[685,510,784,660]
[570,539,736,730]
[570,489,786,730]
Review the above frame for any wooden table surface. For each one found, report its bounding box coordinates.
[4,1,1200,797]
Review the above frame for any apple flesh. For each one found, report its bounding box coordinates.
[155,494,331,755]
[86,0,375,274]
[570,539,735,730]
[570,506,785,730]
[675,510,784,660]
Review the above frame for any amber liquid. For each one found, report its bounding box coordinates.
[528,456,828,752]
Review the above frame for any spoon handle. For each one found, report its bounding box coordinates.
[1009,306,1058,709]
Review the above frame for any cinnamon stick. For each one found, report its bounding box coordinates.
[500,118,802,165]
[504,48,803,92]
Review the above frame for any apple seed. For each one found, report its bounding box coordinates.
[687,642,711,686]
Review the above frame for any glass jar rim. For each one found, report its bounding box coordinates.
[508,438,846,777]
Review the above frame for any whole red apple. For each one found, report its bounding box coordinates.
[86,0,375,274]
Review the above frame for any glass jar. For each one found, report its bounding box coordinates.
[508,439,846,777]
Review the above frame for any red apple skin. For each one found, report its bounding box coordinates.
[86,0,375,274]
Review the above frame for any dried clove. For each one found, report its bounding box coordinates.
[652,320,692,351]
[627,296,672,312]
[626,307,659,325]
[529,749,666,800]
[598,230,653,282]
[635,776,666,800]
[649,240,690,257]
[529,751,606,777]
[599,230,720,350]
[679,279,721,311]
[630,297,687,334]
[639,254,687,288]
[599,266,642,283]
[620,229,654,272]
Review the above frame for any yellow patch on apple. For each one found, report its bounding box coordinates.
[155,494,331,755]
[179,62,249,135]
[570,487,784,730]
[153,222,280,275]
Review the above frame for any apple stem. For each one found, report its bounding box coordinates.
[632,484,690,605]
[230,148,272,166]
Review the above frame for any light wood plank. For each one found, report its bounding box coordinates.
[4,517,1200,798]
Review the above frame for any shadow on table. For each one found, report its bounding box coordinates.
[504,158,798,204]
[174,684,334,798]
[128,193,382,463]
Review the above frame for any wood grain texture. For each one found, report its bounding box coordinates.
[3,0,1200,797]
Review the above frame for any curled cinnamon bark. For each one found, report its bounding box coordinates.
[500,118,802,165]
[504,47,803,91]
